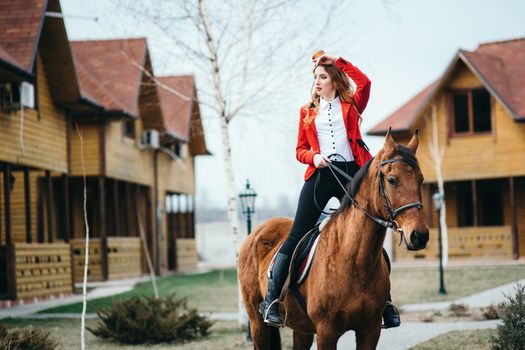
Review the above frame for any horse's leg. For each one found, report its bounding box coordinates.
[249,316,270,350]
[316,323,339,350]
[355,321,382,350]
[293,331,314,350]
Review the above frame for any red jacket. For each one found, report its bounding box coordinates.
[296,57,373,181]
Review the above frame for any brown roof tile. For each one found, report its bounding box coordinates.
[70,38,148,116]
[368,37,525,136]
[0,0,45,72]
[157,76,195,140]
[466,38,525,119]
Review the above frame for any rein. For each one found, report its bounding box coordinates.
[324,158,423,231]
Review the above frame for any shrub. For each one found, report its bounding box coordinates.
[491,283,525,350]
[481,303,505,320]
[449,303,469,317]
[0,324,59,350]
[88,294,214,344]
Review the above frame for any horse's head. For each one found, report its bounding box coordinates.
[371,128,429,251]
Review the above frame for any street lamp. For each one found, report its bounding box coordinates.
[432,192,446,295]
[239,179,257,342]
[239,179,257,235]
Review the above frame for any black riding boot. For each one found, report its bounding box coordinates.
[382,249,401,328]
[259,252,290,327]
[383,293,401,328]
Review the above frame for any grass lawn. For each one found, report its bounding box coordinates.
[39,269,239,314]
[0,318,287,350]
[39,265,525,315]
[409,328,497,350]
[390,265,525,306]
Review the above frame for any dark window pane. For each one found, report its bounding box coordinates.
[453,94,469,133]
[456,181,473,227]
[477,179,503,226]
[472,89,491,132]
[123,120,135,139]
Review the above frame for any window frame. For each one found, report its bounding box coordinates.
[449,87,493,137]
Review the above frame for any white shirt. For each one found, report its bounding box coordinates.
[315,96,354,161]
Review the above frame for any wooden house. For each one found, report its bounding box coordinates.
[69,40,209,282]
[0,0,209,305]
[368,38,525,261]
[0,0,86,303]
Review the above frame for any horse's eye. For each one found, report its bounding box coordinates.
[387,177,397,186]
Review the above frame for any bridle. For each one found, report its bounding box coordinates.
[325,157,423,235]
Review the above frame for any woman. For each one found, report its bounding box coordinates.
[259,51,400,329]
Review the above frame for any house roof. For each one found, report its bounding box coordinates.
[368,37,525,136]
[70,38,148,117]
[157,75,210,155]
[157,76,194,140]
[0,0,45,73]
[368,81,438,136]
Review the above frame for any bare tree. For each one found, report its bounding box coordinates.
[118,0,344,256]
[427,102,448,266]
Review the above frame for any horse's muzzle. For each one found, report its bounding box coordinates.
[408,230,429,251]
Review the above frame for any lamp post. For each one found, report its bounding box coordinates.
[432,192,446,295]
[239,179,257,235]
[239,179,257,341]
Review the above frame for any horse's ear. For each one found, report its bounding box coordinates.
[407,129,419,153]
[383,127,396,157]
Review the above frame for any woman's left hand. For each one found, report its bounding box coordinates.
[314,53,338,66]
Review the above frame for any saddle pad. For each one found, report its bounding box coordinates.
[267,224,323,285]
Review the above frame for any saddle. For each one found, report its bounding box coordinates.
[267,216,332,313]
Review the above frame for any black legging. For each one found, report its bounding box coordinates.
[279,161,360,256]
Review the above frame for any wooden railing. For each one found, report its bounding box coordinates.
[71,237,142,282]
[394,226,513,260]
[71,238,104,283]
[107,237,141,280]
[176,238,197,270]
[13,243,72,299]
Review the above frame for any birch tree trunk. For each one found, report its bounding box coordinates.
[429,103,449,266]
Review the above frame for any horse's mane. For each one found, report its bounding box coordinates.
[335,144,419,215]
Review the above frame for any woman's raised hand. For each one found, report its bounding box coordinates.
[313,52,338,67]
[313,154,332,168]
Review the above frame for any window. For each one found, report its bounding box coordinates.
[455,179,504,227]
[123,119,135,139]
[451,88,491,135]
[456,181,474,227]
[477,180,503,226]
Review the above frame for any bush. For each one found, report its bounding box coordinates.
[88,294,214,344]
[0,324,59,350]
[449,303,469,317]
[481,303,505,320]
[491,283,525,350]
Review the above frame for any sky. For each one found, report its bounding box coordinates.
[60,0,525,213]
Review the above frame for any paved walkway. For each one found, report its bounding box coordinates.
[316,320,501,350]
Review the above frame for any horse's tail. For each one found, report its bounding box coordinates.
[268,326,281,350]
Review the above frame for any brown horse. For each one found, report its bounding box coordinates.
[238,130,429,350]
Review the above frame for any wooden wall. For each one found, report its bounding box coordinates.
[0,54,67,173]
[104,119,152,185]
[394,226,513,261]
[69,123,101,176]
[0,171,42,244]
[414,62,525,183]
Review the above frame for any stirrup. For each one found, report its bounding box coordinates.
[262,299,288,328]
